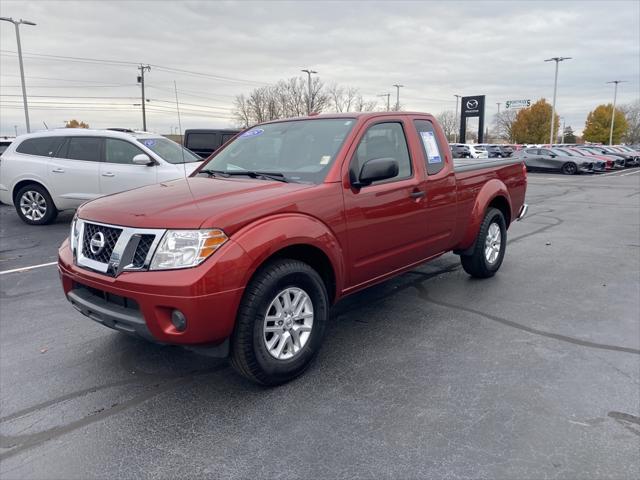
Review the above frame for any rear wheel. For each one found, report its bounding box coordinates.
[14,184,58,225]
[231,259,329,385]
[460,208,507,278]
[561,162,577,175]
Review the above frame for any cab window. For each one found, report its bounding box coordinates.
[414,120,446,175]
[351,122,411,184]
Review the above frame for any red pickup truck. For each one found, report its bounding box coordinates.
[58,113,527,385]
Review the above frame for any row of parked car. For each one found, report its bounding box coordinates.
[451,142,640,175]
[450,143,514,159]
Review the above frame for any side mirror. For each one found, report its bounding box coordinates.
[550,154,557,158]
[132,153,154,166]
[354,157,399,187]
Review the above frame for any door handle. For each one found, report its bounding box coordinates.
[52,168,65,173]
[410,190,425,199]
[102,172,115,177]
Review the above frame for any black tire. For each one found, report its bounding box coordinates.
[460,208,507,278]
[14,184,58,225]
[230,259,329,385]
[561,162,578,175]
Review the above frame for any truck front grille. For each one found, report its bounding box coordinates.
[82,223,122,264]
[132,234,156,268]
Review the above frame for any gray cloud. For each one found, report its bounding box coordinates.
[1,0,638,136]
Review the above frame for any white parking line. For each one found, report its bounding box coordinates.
[0,261,58,275]
[621,169,640,176]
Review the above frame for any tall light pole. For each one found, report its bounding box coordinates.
[0,17,36,133]
[392,84,404,111]
[606,80,626,145]
[496,102,501,114]
[544,56,571,145]
[377,93,391,112]
[454,94,461,142]
[301,69,317,115]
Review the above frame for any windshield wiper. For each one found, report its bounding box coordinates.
[198,169,231,178]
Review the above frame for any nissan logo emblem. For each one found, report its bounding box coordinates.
[466,99,479,109]
[89,231,106,255]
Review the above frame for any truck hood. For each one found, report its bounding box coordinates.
[78,176,314,231]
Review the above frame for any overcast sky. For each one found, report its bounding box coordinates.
[1,0,638,137]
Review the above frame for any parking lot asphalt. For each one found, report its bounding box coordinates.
[1,168,639,479]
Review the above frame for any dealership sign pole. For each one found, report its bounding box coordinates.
[459,95,486,143]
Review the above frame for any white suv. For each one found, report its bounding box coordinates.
[465,144,489,159]
[0,129,202,225]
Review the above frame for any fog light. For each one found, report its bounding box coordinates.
[171,309,187,332]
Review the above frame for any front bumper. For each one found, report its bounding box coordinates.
[58,238,249,346]
[517,203,529,221]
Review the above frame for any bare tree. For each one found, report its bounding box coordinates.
[435,110,457,141]
[494,109,518,143]
[622,100,640,144]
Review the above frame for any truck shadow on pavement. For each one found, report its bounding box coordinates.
[2,212,638,460]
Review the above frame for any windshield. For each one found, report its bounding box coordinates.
[137,137,201,164]
[201,118,355,184]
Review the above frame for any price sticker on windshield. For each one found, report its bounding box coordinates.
[240,128,264,138]
[420,131,442,164]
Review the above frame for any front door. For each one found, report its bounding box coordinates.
[342,119,428,289]
[99,138,158,195]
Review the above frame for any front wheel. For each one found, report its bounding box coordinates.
[15,184,58,225]
[231,259,329,385]
[561,162,577,175]
[460,208,507,278]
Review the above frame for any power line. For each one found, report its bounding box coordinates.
[1,49,269,86]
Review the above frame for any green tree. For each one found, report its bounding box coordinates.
[512,99,559,144]
[583,104,628,144]
[563,126,577,144]
[65,119,89,128]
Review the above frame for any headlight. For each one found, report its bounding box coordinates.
[149,229,228,270]
[70,215,80,252]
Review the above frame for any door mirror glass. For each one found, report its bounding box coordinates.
[132,153,154,166]
[357,157,399,186]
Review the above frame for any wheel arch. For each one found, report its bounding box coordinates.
[231,214,345,304]
[12,179,55,206]
[455,179,512,253]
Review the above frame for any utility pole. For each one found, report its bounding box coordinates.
[544,56,571,145]
[137,64,151,131]
[454,94,461,142]
[496,102,501,114]
[14,125,18,136]
[301,69,317,115]
[1,17,36,133]
[393,84,404,111]
[606,80,626,145]
[377,93,391,112]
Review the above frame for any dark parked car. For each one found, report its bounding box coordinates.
[183,129,240,158]
[497,145,514,157]
[514,147,593,174]
[481,145,504,158]
[0,136,14,156]
[450,143,471,158]
[578,146,626,169]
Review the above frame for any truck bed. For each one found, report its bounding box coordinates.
[453,157,522,172]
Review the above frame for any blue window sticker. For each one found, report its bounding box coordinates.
[142,139,156,147]
[420,131,442,164]
[240,128,264,138]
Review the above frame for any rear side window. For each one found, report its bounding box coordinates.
[186,133,218,150]
[16,137,65,157]
[64,137,102,162]
[352,122,412,184]
[414,120,446,175]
